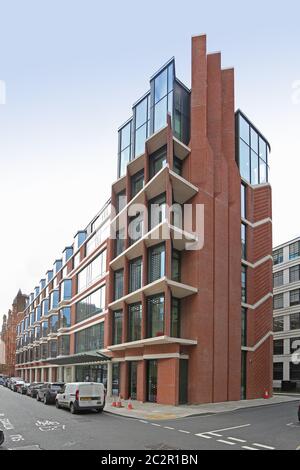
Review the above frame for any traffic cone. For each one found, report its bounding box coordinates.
[127,397,133,410]
[264,390,269,399]
[112,395,117,407]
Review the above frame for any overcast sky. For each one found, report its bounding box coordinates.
[0,0,299,323]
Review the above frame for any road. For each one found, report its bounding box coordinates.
[0,385,299,450]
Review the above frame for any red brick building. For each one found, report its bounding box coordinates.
[15,35,273,404]
[1,290,28,376]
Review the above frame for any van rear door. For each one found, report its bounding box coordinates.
[78,383,103,407]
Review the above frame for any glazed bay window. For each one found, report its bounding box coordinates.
[113,311,123,345]
[172,249,181,282]
[149,146,167,179]
[128,303,142,342]
[273,316,284,332]
[58,335,70,356]
[131,170,144,198]
[273,271,284,288]
[49,314,59,334]
[60,279,72,301]
[59,307,71,329]
[86,220,110,257]
[129,258,142,293]
[148,193,167,230]
[148,243,166,283]
[147,295,165,338]
[77,250,107,293]
[35,325,41,341]
[290,265,300,283]
[273,339,284,356]
[116,190,126,214]
[134,94,150,157]
[75,322,104,353]
[273,293,284,310]
[41,343,48,360]
[290,313,300,331]
[114,270,124,301]
[241,265,247,303]
[76,286,106,324]
[41,321,48,338]
[290,289,300,307]
[49,290,59,311]
[129,212,143,246]
[151,62,174,134]
[118,120,132,178]
[273,248,283,266]
[35,306,41,322]
[171,298,180,338]
[48,340,57,358]
[41,299,49,317]
[290,241,300,260]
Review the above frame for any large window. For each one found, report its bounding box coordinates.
[148,193,166,230]
[273,249,283,266]
[86,221,110,257]
[148,243,166,283]
[290,289,300,307]
[114,270,124,300]
[290,313,300,331]
[152,63,173,134]
[77,251,107,293]
[118,121,132,178]
[113,311,123,345]
[290,265,300,284]
[273,271,284,288]
[241,224,247,260]
[172,250,181,282]
[290,241,300,260]
[128,212,143,246]
[116,191,126,214]
[273,363,283,381]
[273,316,284,332]
[171,298,180,338]
[290,337,300,354]
[129,258,142,293]
[274,293,284,310]
[149,146,167,179]
[49,290,59,310]
[115,229,125,257]
[48,340,57,358]
[49,314,59,334]
[76,286,106,324]
[237,113,269,185]
[59,307,71,328]
[58,335,70,356]
[134,95,150,157]
[60,279,72,301]
[273,339,284,356]
[147,295,164,338]
[128,303,142,342]
[131,170,144,198]
[75,322,104,353]
[290,363,300,381]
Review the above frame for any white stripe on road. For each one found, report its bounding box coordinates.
[151,423,161,427]
[196,434,212,439]
[204,424,251,433]
[164,426,175,430]
[208,432,223,437]
[252,443,275,450]
[178,430,190,434]
[227,437,247,443]
[139,420,149,424]
[217,439,236,446]
[242,446,258,450]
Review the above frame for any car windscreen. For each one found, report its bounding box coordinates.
[50,384,64,390]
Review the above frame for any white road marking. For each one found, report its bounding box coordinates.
[164,426,175,430]
[179,430,190,434]
[227,437,247,443]
[196,434,212,439]
[139,420,149,424]
[203,424,251,434]
[208,432,223,437]
[151,423,161,427]
[217,439,236,446]
[242,446,258,450]
[252,443,275,450]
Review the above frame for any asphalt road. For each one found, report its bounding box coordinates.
[0,385,299,451]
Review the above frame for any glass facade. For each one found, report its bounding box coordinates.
[147,295,165,338]
[148,243,166,283]
[76,286,106,324]
[113,311,123,345]
[171,298,180,338]
[237,112,270,185]
[59,307,71,328]
[75,322,104,353]
[129,257,142,293]
[128,303,142,342]
[114,270,124,300]
[117,59,190,178]
[58,335,70,356]
[77,250,107,293]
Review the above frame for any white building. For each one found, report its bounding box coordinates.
[273,237,300,390]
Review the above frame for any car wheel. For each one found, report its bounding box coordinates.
[55,400,61,409]
[44,395,48,405]
[70,403,77,414]
[95,407,103,413]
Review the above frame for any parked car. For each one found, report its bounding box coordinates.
[17,382,30,395]
[27,383,44,398]
[36,383,65,404]
[8,377,23,391]
[12,379,25,392]
[0,375,6,386]
[55,382,105,414]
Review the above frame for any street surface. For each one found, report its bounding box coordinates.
[0,386,299,450]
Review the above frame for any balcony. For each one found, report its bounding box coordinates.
[108,335,197,352]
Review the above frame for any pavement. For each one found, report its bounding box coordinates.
[1,385,300,450]
[105,393,300,421]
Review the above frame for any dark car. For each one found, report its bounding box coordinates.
[0,429,4,446]
[36,382,65,405]
[19,382,31,395]
[28,383,44,398]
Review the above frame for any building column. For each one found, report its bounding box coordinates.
[34,368,37,382]
[29,369,33,383]
[48,367,52,382]
[58,367,63,382]
[71,365,76,382]
[107,361,112,398]
[40,367,44,382]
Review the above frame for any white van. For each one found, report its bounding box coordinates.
[55,382,106,414]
